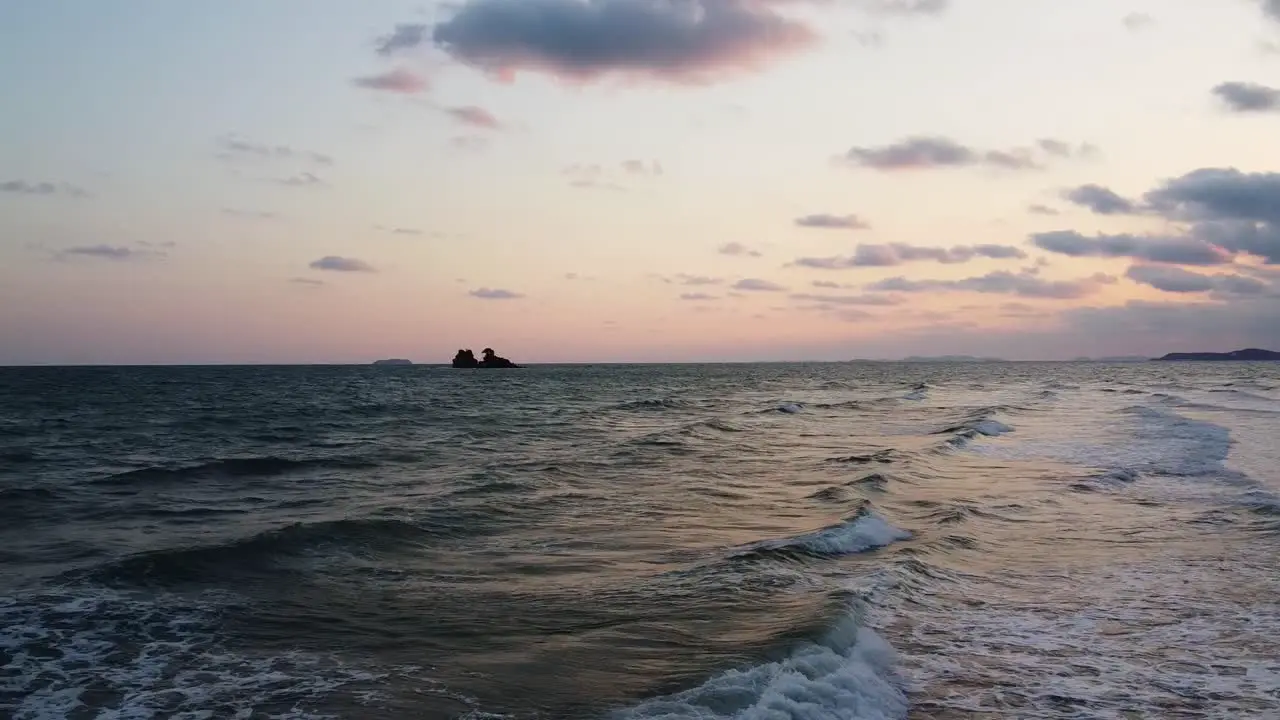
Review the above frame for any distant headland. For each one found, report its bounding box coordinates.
[372,358,412,366]
[452,348,521,369]
[1154,348,1280,362]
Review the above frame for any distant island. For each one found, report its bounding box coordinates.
[1154,348,1280,362]
[1072,356,1149,363]
[372,358,413,366]
[900,355,1004,363]
[452,347,521,369]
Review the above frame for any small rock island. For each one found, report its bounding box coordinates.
[452,347,521,369]
[372,358,413,366]
[1154,348,1280,361]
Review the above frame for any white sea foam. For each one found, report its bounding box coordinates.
[612,618,908,720]
[743,513,913,558]
[888,556,1280,719]
[0,589,399,720]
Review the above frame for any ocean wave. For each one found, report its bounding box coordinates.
[97,455,380,485]
[827,450,898,465]
[611,617,908,720]
[87,517,446,586]
[731,509,912,562]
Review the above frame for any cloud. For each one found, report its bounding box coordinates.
[1027,204,1059,216]
[376,24,429,55]
[867,269,1114,299]
[215,135,333,165]
[1125,264,1270,296]
[1122,12,1154,31]
[309,256,375,272]
[290,277,325,287]
[667,273,722,286]
[680,292,718,301]
[423,0,817,84]
[1142,168,1280,263]
[277,172,325,187]
[61,246,136,260]
[222,208,276,220]
[733,277,787,292]
[469,287,524,299]
[794,213,871,230]
[622,160,663,175]
[390,227,423,235]
[839,136,1096,172]
[849,0,948,15]
[793,242,1026,269]
[353,68,429,93]
[1030,230,1234,266]
[446,105,501,128]
[719,241,761,257]
[1263,0,1280,22]
[789,292,902,306]
[1062,184,1137,215]
[1211,82,1280,113]
[1,180,88,197]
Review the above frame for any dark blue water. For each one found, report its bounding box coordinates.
[2,363,1278,719]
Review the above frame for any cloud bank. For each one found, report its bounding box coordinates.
[309,256,375,272]
[794,242,1026,269]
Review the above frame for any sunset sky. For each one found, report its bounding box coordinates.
[2,0,1279,363]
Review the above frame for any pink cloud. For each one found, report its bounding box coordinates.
[352,67,428,94]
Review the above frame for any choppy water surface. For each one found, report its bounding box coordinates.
[2,362,1278,719]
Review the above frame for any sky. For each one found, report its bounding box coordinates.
[2,0,1280,364]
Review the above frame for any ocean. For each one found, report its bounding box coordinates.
[2,362,1278,719]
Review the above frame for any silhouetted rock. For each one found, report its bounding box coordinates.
[1155,348,1280,361]
[451,347,521,368]
[373,358,412,366]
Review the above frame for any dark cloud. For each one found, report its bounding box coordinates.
[1143,168,1280,263]
[867,269,1114,299]
[718,242,761,257]
[733,277,787,292]
[1212,82,1280,113]
[1030,230,1234,266]
[353,68,429,93]
[793,242,1026,269]
[811,280,852,289]
[216,135,333,165]
[1122,12,1154,31]
[680,292,718,301]
[1062,184,1137,215]
[1043,168,1280,265]
[424,0,817,84]
[469,287,524,299]
[1027,204,1059,216]
[290,277,325,287]
[446,105,501,128]
[1264,0,1280,22]
[788,292,902,306]
[222,208,276,220]
[794,213,871,230]
[309,256,375,272]
[1,180,88,197]
[1125,264,1270,296]
[278,172,325,188]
